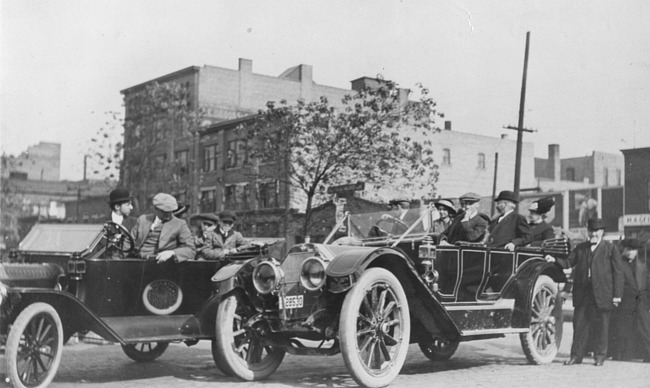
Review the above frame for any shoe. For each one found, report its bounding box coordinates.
[594,356,605,366]
[564,357,582,365]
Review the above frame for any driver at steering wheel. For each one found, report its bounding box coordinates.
[380,199,423,235]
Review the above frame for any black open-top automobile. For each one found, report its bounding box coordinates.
[0,222,283,388]
[211,207,569,387]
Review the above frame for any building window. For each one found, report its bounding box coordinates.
[477,153,486,169]
[259,180,279,209]
[175,150,189,174]
[442,148,451,165]
[202,144,217,172]
[200,189,216,212]
[224,184,249,211]
[566,167,575,181]
[226,140,248,169]
[603,168,609,187]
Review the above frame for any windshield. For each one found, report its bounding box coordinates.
[347,209,431,241]
[19,224,104,253]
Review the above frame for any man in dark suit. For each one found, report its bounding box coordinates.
[107,188,136,231]
[131,193,195,262]
[201,210,246,260]
[610,238,650,361]
[439,192,490,244]
[487,190,532,251]
[562,218,624,366]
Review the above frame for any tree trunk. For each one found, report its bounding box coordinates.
[302,191,314,241]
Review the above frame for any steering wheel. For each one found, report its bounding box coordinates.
[103,221,136,254]
[370,217,409,237]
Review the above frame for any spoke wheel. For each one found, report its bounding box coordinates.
[213,294,285,380]
[6,303,64,388]
[418,337,459,361]
[121,342,169,362]
[520,274,561,364]
[340,268,410,388]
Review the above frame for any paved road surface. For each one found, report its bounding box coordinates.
[2,323,648,388]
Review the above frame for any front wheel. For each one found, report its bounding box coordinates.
[6,302,64,388]
[213,294,285,381]
[418,337,459,361]
[520,274,561,364]
[121,342,169,362]
[339,268,410,388]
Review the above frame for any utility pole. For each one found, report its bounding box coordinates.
[491,152,499,217]
[505,31,535,203]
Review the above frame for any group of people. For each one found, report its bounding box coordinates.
[107,188,244,263]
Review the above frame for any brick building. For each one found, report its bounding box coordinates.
[1,142,61,181]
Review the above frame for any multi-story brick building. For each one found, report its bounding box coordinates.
[1,142,61,181]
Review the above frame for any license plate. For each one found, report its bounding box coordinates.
[281,295,304,309]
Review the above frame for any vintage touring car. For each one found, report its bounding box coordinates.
[211,207,569,387]
[0,222,283,388]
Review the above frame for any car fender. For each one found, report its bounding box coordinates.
[4,288,125,344]
[502,257,567,328]
[326,247,461,340]
[211,257,261,295]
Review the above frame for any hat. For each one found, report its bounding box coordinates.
[459,192,481,203]
[108,188,133,205]
[621,238,645,250]
[587,218,605,231]
[435,199,456,215]
[172,202,190,217]
[495,190,519,204]
[529,196,555,214]
[152,193,177,212]
[218,210,237,222]
[192,212,219,224]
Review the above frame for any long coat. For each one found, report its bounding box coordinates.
[487,212,532,248]
[440,211,490,244]
[562,240,624,310]
[131,214,196,262]
[201,230,246,260]
[528,221,555,246]
[619,257,649,311]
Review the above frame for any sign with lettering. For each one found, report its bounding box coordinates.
[623,214,650,227]
[327,182,365,195]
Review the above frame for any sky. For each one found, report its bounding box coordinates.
[1,0,649,181]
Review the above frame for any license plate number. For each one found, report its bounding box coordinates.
[281,295,303,309]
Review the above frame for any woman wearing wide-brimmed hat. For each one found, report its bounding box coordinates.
[431,199,456,234]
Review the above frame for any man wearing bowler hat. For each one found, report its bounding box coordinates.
[131,193,195,263]
[440,192,490,244]
[610,238,650,361]
[200,210,246,260]
[487,190,532,251]
[562,218,624,366]
[107,188,136,230]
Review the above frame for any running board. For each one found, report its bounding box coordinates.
[461,328,529,337]
[101,315,202,342]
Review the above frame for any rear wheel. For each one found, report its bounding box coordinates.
[213,294,285,380]
[418,337,459,361]
[520,275,561,364]
[6,302,64,388]
[339,268,410,388]
[121,342,169,362]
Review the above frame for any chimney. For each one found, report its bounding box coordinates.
[444,121,452,131]
[548,144,560,181]
[238,58,252,73]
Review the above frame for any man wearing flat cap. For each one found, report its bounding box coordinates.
[200,210,246,260]
[527,196,556,246]
[610,238,650,361]
[440,192,490,244]
[487,190,532,251]
[131,193,195,263]
[561,217,624,366]
[107,188,136,230]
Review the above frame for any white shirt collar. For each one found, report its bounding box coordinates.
[111,212,124,224]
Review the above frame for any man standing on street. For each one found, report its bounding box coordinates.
[107,188,136,230]
[562,218,624,366]
[487,190,532,251]
[131,193,195,263]
[610,238,650,362]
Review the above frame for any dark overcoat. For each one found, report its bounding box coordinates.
[440,211,490,243]
[529,221,555,245]
[131,214,196,262]
[487,212,532,248]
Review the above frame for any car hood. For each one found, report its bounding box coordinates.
[0,263,64,289]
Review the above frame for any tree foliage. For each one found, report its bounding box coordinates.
[88,81,203,208]
[240,79,442,236]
